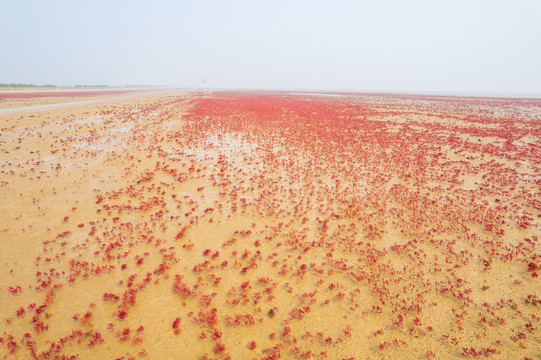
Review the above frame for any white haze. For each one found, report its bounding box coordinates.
[1,0,540,96]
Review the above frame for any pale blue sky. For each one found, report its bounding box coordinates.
[1,0,541,95]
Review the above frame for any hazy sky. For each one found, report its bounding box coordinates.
[2,0,541,95]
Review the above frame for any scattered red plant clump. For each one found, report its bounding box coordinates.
[1,91,540,359]
[172,317,182,334]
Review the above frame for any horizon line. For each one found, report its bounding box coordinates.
[1,84,540,100]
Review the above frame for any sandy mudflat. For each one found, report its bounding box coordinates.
[0,88,140,110]
[0,90,539,359]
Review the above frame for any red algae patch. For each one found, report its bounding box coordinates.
[0,91,540,359]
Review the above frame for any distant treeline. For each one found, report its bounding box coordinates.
[0,83,56,88]
[75,85,110,88]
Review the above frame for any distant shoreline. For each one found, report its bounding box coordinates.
[203,89,541,101]
[0,87,166,99]
[1,86,540,101]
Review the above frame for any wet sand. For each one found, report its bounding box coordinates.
[0,91,539,359]
[0,93,155,114]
